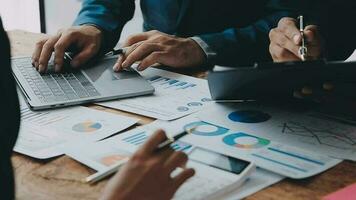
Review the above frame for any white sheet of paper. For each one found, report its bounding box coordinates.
[147,114,341,179]
[345,49,356,62]
[65,124,284,199]
[15,100,139,159]
[221,168,284,200]
[198,103,356,161]
[98,67,212,120]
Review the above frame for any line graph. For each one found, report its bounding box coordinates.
[280,121,356,150]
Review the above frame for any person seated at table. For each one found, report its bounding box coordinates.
[268,0,356,62]
[0,19,193,200]
[32,0,295,73]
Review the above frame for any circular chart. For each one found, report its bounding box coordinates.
[228,110,271,123]
[184,121,229,136]
[177,106,189,112]
[187,102,203,107]
[201,97,212,102]
[72,121,102,133]
[223,132,270,149]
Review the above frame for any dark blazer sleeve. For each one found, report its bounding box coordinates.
[0,18,20,200]
[73,0,135,51]
[197,0,299,66]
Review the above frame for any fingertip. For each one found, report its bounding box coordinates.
[155,129,166,138]
[54,64,62,73]
[122,61,129,68]
[187,168,195,177]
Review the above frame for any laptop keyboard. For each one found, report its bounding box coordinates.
[13,57,100,103]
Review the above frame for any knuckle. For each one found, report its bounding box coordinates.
[150,52,162,60]
[156,35,168,41]
[278,17,294,27]
[87,44,98,53]
[175,151,188,161]
[42,42,54,51]
[269,44,274,54]
[149,30,159,35]
[67,30,79,38]
[54,42,64,51]
[126,35,137,44]
[131,153,144,162]
[36,39,47,47]
[269,29,277,39]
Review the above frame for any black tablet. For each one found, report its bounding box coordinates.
[207,60,356,100]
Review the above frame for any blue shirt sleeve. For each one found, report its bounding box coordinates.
[196,1,297,66]
[73,0,135,51]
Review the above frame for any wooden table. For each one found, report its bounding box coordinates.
[9,30,356,200]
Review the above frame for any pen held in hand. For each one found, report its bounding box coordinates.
[105,47,129,57]
[85,127,195,184]
[298,15,308,61]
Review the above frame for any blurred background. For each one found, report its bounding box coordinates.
[0,0,143,43]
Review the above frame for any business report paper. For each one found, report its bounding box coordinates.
[64,126,284,199]
[98,67,212,120]
[15,103,139,159]
[148,114,341,179]
[198,103,356,161]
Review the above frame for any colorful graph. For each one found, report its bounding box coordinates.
[223,132,270,149]
[228,110,271,123]
[170,141,193,152]
[147,75,197,90]
[98,154,128,167]
[122,132,148,146]
[72,121,102,133]
[184,121,229,136]
[122,131,192,152]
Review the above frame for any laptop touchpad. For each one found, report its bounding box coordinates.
[83,58,139,83]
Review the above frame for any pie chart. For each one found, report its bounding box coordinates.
[184,121,229,136]
[228,110,271,123]
[223,132,270,149]
[72,121,102,133]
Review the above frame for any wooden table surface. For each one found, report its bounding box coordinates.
[9,30,356,200]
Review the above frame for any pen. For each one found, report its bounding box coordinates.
[105,47,129,57]
[298,15,308,61]
[85,127,195,183]
[156,127,195,150]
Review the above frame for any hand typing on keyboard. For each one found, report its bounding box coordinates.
[101,130,195,200]
[31,25,102,73]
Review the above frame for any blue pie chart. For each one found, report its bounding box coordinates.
[228,110,271,123]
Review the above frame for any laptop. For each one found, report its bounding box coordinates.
[11,54,155,110]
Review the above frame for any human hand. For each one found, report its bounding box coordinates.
[113,30,206,71]
[101,130,195,200]
[269,17,322,62]
[32,25,102,73]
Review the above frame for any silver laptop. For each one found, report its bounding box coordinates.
[11,55,155,110]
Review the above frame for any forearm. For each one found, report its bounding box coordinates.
[196,11,293,67]
[73,0,135,51]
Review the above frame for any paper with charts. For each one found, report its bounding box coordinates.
[64,125,284,200]
[198,103,356,161]
[15,102,139,159]
[98,67,212,120]
[147,115,341,179]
